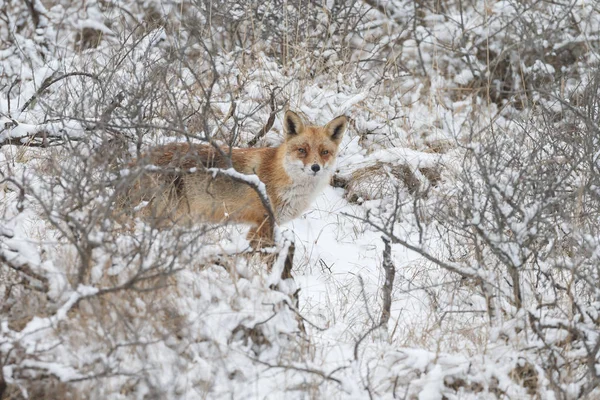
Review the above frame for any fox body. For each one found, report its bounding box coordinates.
[126,111,347,245]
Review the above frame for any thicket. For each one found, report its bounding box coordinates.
[1,0,599,398]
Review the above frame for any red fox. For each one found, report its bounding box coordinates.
[124,111,348,246]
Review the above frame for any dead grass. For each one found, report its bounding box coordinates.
[74,28,103,51]
[509,361,539,396]
[3,380,86,400]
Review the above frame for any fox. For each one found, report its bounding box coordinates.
[123,110,348,246]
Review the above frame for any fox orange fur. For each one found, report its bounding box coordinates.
[124,111,348,246]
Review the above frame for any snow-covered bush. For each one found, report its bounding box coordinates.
[359,72,600,397]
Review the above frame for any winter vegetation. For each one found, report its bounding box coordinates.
[2,0,600,398]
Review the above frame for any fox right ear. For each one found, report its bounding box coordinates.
[325,115,348,144]
[283,110,305,138]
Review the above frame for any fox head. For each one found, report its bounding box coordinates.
[282,110,348,180]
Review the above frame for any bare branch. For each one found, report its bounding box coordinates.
[0,251,49,293]
[379,236,395,327]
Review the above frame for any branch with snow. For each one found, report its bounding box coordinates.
[0,118,84,148]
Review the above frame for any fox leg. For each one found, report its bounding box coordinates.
[246,215,274,248]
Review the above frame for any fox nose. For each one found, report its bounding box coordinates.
[311,164,321,173]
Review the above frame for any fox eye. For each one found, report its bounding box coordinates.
[298,148,306,154]
[321,150,329,155]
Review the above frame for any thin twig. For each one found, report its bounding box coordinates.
[248,357,343,385]
[20,72,100,112]
[248,88,280,147]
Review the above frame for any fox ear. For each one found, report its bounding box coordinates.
[283,110,305,138]
[325,115,348,143]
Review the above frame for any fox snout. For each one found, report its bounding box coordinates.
[301,159,326,175]
[305,162,323,176]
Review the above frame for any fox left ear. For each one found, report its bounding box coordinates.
[283,110,305,138]
[325,115,348,143]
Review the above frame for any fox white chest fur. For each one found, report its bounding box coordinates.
[276,169,331,224]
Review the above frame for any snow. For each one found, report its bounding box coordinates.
[455,69,475,85]
[76,19,114,35]
[0,119,41,143]
[207,167,269,203]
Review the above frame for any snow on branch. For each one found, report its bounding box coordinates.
[0,118,84,148]
[16,285,99,339]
